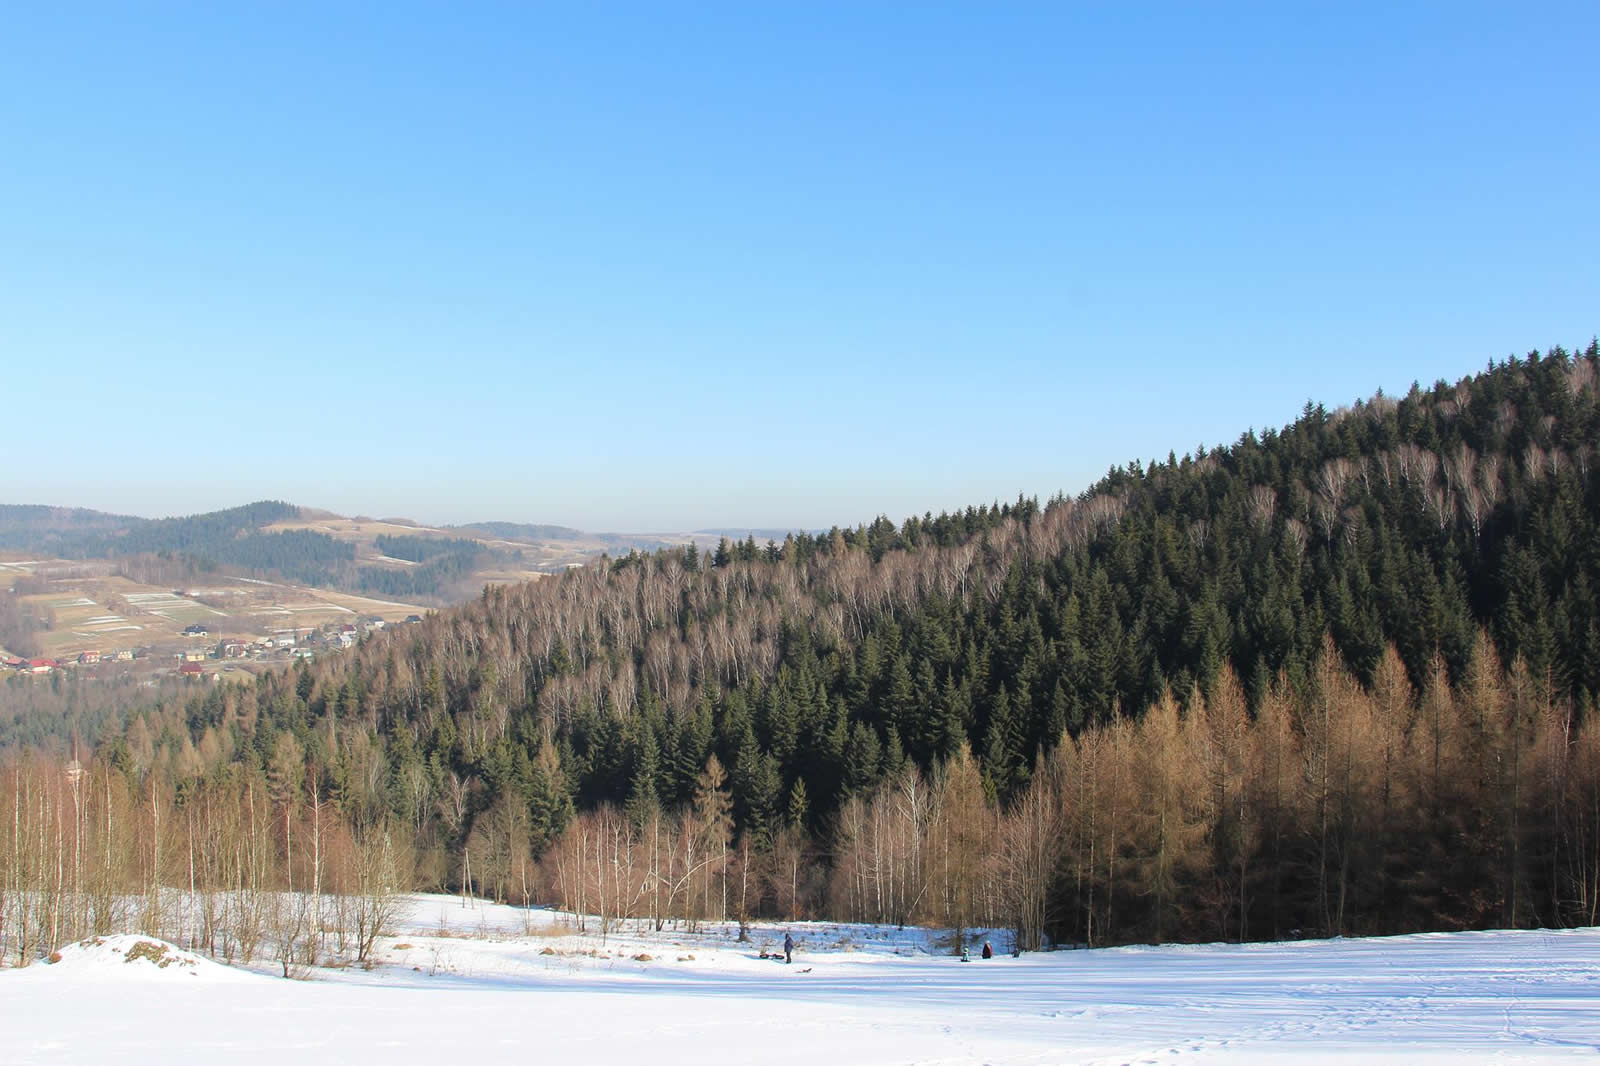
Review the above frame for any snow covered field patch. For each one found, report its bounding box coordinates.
[4,899,1599,1064]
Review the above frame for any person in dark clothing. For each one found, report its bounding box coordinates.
[981,941,993,959]
[784,933,794,964]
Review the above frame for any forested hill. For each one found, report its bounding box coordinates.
[450,521,686,554]
[0,500,295,555]
[0,504,144,550]
[77,500,306,557]
[0,500,356,585]
[96,341,1600,942]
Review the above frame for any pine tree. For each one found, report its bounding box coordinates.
[626,737,662,829]
[786,777,810,831]
[843,722,881,796]
[981,684,1021,800]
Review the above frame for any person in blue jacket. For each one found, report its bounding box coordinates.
[784,932,794,964]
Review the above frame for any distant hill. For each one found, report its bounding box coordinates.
[451,521,683,553]
[0,500,298,555]
[0,504,143,550]
[450,521,591,542]
[0,501,354,586]
[0,501,707,602]
[694,527,822,541]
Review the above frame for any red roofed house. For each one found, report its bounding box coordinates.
[29,658,60,674]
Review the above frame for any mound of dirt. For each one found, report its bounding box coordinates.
[44,935,251,981]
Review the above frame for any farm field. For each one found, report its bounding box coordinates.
[0,507,705,664]
[1,557,428,661]
[4,894,1598,1064]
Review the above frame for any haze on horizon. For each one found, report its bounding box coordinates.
[2,4,1595,533]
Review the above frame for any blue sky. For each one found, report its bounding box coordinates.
[3,3,1595,532]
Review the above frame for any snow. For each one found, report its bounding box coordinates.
[35,935,254,983]
[4,896,1598,1064]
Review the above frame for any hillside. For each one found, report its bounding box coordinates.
[0,504,144,550]
[0,506,764,727]
[8,341,1600,953]
[0,504,645,664]
[450,520,689,555]
[0,501,728,606]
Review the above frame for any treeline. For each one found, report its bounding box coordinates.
[0,588,44,658]
[0,671,201,754]
[13,342,1600,952]
[454,521,587,541]
[546,641,1600,946]
[93,501,302,555]
[375,535,484,563]
[107,530,355,589]
[0,752,407,971]
[359,535,492,600]
[210,531,355,586]
[9,636,1598,964]
[0,505,138,552]
[40,501,304,559]
[454,521,679,554]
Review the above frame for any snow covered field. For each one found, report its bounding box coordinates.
[5,895,1599,1064]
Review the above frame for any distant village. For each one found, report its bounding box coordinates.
[1,613,423,681]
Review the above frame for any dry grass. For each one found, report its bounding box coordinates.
[123,940,178,968]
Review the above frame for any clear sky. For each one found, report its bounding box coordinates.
[3,3,1595,532]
